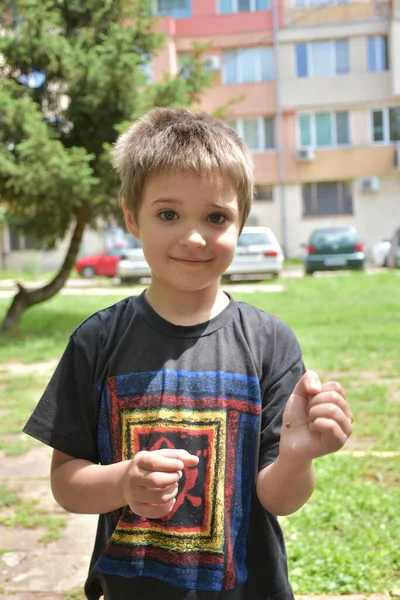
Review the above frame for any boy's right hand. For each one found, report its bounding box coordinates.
[122,449,199,519]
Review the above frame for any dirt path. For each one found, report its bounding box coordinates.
[0,445,97,599]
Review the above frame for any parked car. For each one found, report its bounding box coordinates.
[368,239,392,267]
[303,226,365,275]
[387,227,400,269]
[118,245,150,284]
[117,226,284,284]
[224,226,284,281]
[75,238,142,279]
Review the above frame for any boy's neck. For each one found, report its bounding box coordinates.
[144,280,230,326]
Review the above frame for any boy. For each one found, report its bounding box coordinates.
[23,107,353,600]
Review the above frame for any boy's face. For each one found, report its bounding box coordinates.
[122,171,240,294]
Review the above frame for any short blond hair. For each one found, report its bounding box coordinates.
[112,107,254,229]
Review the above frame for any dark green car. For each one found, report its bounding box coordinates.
[304,226,365,275]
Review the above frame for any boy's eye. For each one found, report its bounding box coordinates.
[208,213,226,225]
[159,210,178,221]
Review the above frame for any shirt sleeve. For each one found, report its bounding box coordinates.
[258,320,306,470]
[22,316,103,464]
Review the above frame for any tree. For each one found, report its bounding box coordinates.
[0,0,215,332]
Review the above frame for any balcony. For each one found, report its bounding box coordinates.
[199,81,276,116]
[391,20,400,97]
[284,0,391,27]
[292,146,398,182]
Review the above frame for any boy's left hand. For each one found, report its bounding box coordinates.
[280,371,354,462]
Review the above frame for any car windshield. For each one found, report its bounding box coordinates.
[126,237,142,249]
[237,232,271,246]
[310,229,358,246]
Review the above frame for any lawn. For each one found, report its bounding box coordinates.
[0,270,399,594]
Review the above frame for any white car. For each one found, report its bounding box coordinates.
[224,226,284,281]
[117,226,284,285]
[118,245,150,285]
[368,239,391,267]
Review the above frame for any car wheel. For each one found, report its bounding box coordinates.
[353,263,366,273]
[119,277,140,286]
[81,266,96,279]
[305,268,314,276]
[221,274,232,285]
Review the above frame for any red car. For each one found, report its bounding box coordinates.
[75,241,140,278]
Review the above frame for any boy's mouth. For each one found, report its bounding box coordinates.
[171,256,211,264]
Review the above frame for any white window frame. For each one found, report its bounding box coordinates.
[222,47,273,84]
[300,40,348,78]
[371,107,400,145]
[302,182,354,217]
[297,111,351,148]
[293,0,348,7]
[218,0,268,13]
[154,0,190,15]
[368,36,388,73]
[228,117,275,152]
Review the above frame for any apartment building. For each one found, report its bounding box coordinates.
[153,0,400,257]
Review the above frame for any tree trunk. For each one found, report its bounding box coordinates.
[0,209,86,333]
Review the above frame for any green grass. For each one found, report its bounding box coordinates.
[0,483,66,543]
[0,374,48,455]
[62,591,86,600]
[0,270,399,593]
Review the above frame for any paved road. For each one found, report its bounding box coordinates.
[0,267,387,299]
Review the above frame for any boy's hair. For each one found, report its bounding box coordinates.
[112,107,254,229]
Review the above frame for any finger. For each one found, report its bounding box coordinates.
[309,417,350,449]
[136,469,182,489]
[131,499,176,519]
[292,371,322,398]
[136,450,198,473]
[134,483,179,505]
[308,403,353,437]
[320,380,346,397]
[308,389,354,422]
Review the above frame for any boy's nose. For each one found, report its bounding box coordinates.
[180,229,206,248]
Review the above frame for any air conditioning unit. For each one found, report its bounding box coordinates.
[204,55,221,72]
[359,177,380,193]
[296,147,315,162]
[395,144,400,171]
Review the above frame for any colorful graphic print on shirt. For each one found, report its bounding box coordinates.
[96,369,261,592]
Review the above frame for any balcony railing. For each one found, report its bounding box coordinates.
[285,0,391,26]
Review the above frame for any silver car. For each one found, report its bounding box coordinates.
[224,227,284,281]
[117,226,284,285]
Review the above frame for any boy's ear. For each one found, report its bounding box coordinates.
[122,199,140,239]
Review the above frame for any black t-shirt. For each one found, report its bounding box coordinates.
[23,292,304,600]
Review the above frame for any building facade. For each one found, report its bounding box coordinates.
[153,0,400,257]
[3,0,399,269]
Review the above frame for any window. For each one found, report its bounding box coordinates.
[8,227,41,251]
[368,36,388,72]
[106,247,126,257]
[296,39,349,77]
[155,0,191,18]
[372,107,400,143]
[138,60,153,83]
[238,231,272,245]
[303,182,353,216]
[227,117,275,151]
[254,185,274,201]
[294,0,348,6]
[223,47,274,84]
[298,111,350,147]
[219,0,269,13]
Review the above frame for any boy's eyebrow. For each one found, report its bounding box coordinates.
[151,197,183,205]
[151,198,237,212]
